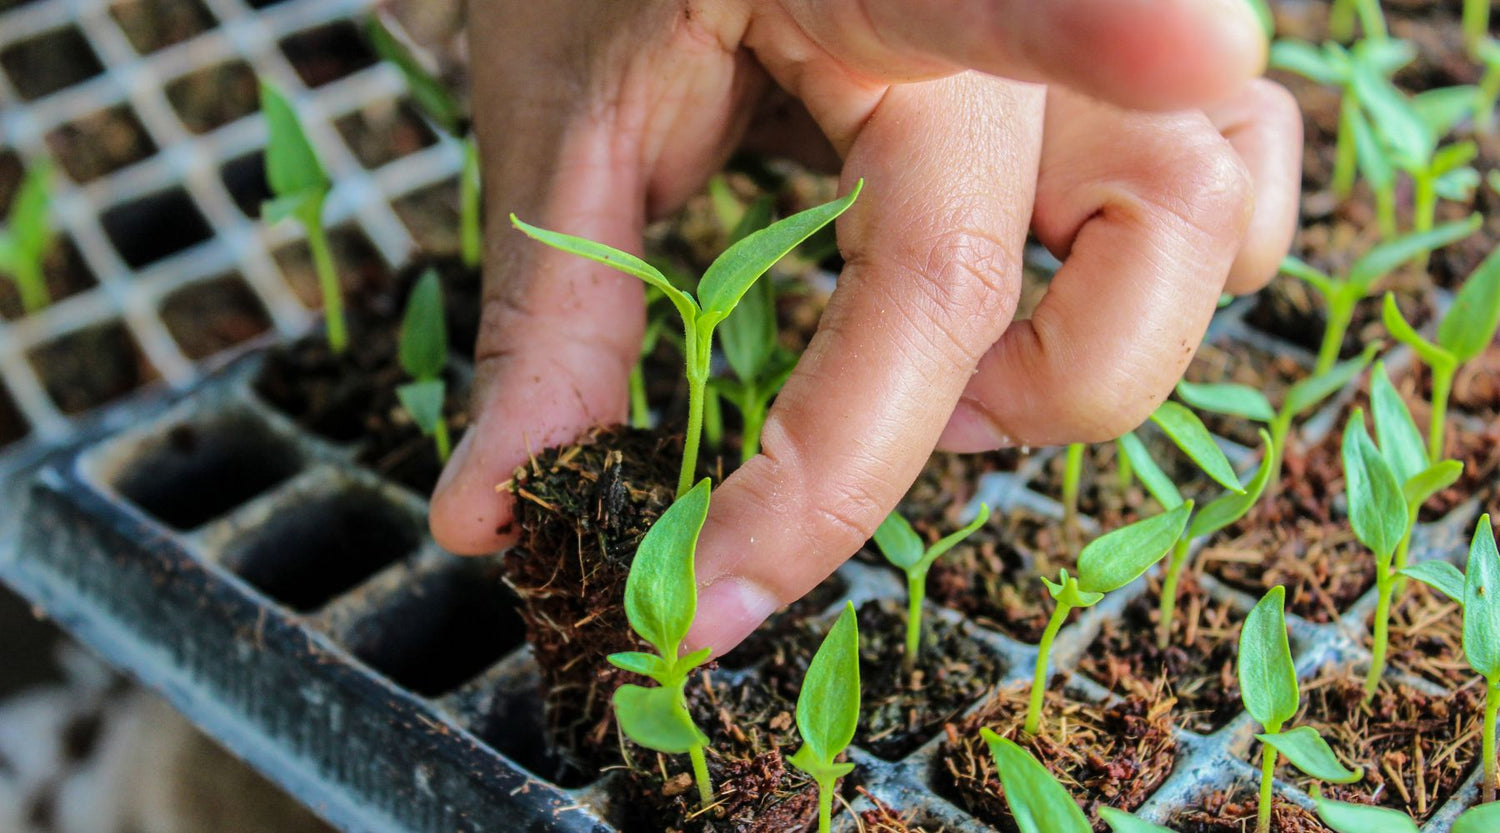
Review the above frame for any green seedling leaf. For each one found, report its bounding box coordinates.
[1118,431,1184,510]
[1435,166,1481,201]
[1383,293,1453,370]
[1098,808,1175,833]
[1399,560,1466,604]
[1175,381,1275,423]
[1283,342,1379,418]
[1348,216,1479,292]
[1281,255,1337,296]
[399,269,447,380]
[1076,502,1194,594]
[1355,38,1416,75]
[1188,430,1276,540]
[612,684,707,754]
[396,379,445,436]
[1453,803,1500,833]
[1464,514,1500,681]
[1270,40,1344,84]
[510,215,698,317]
[1258,726,1363,783]
[1315,798,1419,833]
[1350,103,1395,192]
[979,732,1092,833]
[1353,64,1432,171]
[698,181,861,317]
[1414,87,1481,137]
[1240,586,1298,729]
[623,480,711,660]
[8,161,53,259]
[719,271,777,383]
[1369,362,1428,484]
[1342,408,1409,561]
[260,82,329,202]
[1040,569,1105,608]
[1150,402,1243,493]
[1433,140,1480,177]
[924,504,991,568]
[873,510,924,572]
[1402,459,1463,508]
[790,602,860,776]
[364,16,464,135]
[606,651,668,679]
[1438,239,1500,363]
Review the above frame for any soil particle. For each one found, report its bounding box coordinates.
[1169,786,1326,833]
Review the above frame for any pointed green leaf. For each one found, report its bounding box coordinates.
[364,16,464,135]
[260,82,329,200]
[1270,40,1346,84]
[1240,586,1298,729]
[794,602,861,768]
[1403,459,1463,508]
[613,684,707,754]
[1415,87,1480,138]
[1438,238,1500,363]
[922,503,992,569]
[399,269,447,380]
[1433,141,1480,178]
[873,510,925,572]
[1353,64,1433,171]
[980,732,1093,833]
[1175,381,1276,423]
[9,161,53,259]
[1348,216,1479,292]
[1283,342,1379,418]
[1350,103,1395,191]
[1258,726,1363,783]
[1098,808,1176,833]
[1118,432,1184,510]
[1281,255,1337,297]
[1188,430,1276,540]
[1041,570,1104,608]
[623,480,711,658]
[1453,803,1500,833]
[671,646,714,679]
[1383,292,1454,370]
[1315,798,1419,833]
[1370,362,1428,484]
[719,270,776,383]
[1435,166,1481,202]
[1150,401,1243,494]
[1342,408,1409,561]
[1076,501,1194,594]
[1464,515,1500,681]
[396,379,446,436]
[510,215,699,319]
[607,651,669,679]
[1399,561,1466,605]
[787,745,855,785]
[1353,38,1416,76]
[698,181,861,316]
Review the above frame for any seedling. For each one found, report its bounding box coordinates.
[979,731,1171,833]
[1316,798,1500,832]
[1278,215,1478,376]
[1327,0,1387,42]
[365,16,482,269]
[396,269,452,462]
[0,161,55,314]
[1240,587,1364,833]
[1382,237,1500,460]
[260,82,345,354]
[1401,514,1500,803]
[873,504,990,674]
[1344,367,1464,698]
[513,182,862,497]
[1023,502,1193,735]
[606,480,716,807]
[787,602,860,833]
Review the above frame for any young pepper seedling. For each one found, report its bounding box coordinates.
[1316,797,1500,833]
[872,503,990,675]
[606,479,717,808]
[979,731,1170,833]
[787,601,860,833]
[1240,587,1364,833]
[513,182,862,497]
[396,269,453,463]
[1023,502,1193,735]
[0,161,55,315]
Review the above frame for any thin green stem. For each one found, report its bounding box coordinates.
[1316,290,1355,377]
[679,326,707,497]
[1391,505,1418,601]
[1366,568,1394,700]
[817,778,834,833]
[304,217,347,354]
[1329,0,1356,42]
[629,361,650,429]
[1375,183,1398,239]
[1061,442,1084,531]
[1466,0,1491,53]
[690,743,713,809]
[1258,721,1283,833]
[1413,174,1437,272]
[1024,601,1071,735]
[1355,0,1388,40]
[1157,537,1192,649]
[1268,411,1292,494]
[1485,680,1498,803]
[1116,439,1134,494]
[433,417,452,464]
[740,394,766,464]
[904,571,924,676]
[460,136,482,269]
[14,257,49,315]
[1481,62,1500,135]
[1429,361,1455,462]
[1334,96,1359,199]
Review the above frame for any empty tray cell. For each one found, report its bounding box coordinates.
[159,273,272,360]
[27,320,157,415]
[462,661,588,787]
[278,20,376,88]
[0,380,30,449]
[45,104,158,183]
[0,236,99,321]
[109,0,215,54]
[341,561,525,696]
[165,60,258,135]
[273,225,390,310]
[223,486,422,612]
[219,150,270,218]
[100,187,213,269]
[391,179,460,255]
[110,411,302,530]
[334,100,437,170]
[1,26,104,101]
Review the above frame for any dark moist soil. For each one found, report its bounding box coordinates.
[760,600,1003,761]
[0,238,97,320]
[0,26,104,101]
[164,60,260,135]
[159,273,272,361]
[251,316,402,443]
[45,105,157,183]
[717,571,848,671]
[937,686,1177,832]
[108,0,215,54]
[1286,670,1481,823]
[1203,433,1375,624]
[503,427,682,764]
[1182,339,1308,450]
[1080,572,1244,734]
[392,254,482,358]
[352,369,467,496]
[28,320,157,414]
[0,381,30,449]
[334,100,438,170]
[1169,785,1325,833]
[1362,581,1469,691]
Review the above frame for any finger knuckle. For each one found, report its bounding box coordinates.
[1162,135,1255,244]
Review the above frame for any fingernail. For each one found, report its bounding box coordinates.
[940,401,1016,452]
[686,577,781,657]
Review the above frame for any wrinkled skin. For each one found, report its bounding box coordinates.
[430,0,1303,656]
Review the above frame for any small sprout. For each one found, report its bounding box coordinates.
[1060,442,1086,534]
[1278,215,1477,376]
[1240,587,1363,833]
[1317,797,1500,832]
[0,161,56,314]
[787,602,860,833]
[607,480,716,807]
[513,182,862,497]
[1327,0,1387,42]
[1023,502,1193,735]
[396,269,452,462]
[260,81,345,354]
[1466,515,1500,804]
[873,504,990,674]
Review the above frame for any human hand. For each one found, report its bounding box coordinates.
[429,0,1303,657]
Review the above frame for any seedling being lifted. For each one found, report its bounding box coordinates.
[787,601,860,833]
[514,182,862,497]
[396,269,453,462]
[0,161,56,314]
[872,503,990,674]
[606,480,716,807]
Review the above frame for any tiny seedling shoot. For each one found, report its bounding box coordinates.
[1023,501,1193,735]
[1327,0,1387,42]
[0,161,55,315]
[260,82,345,354]
[1382,238,1500,460]
[787,601,860,833]
[1240,586,1364,833]
[1401,514,1500,804]
[1277,215,1477,375]
[606,479,716,808]
[872,503,990,674]
[1316,797,1500,833]
[396,269,453,462]
[513,182,862,497]
[979,731,1172,833]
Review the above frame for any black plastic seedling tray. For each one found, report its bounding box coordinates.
[2,294,1492,832]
